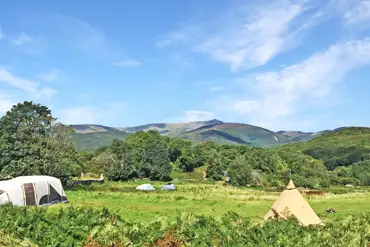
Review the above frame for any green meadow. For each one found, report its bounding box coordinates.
[53,181,370,222]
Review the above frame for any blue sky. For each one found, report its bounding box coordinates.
[1,0,370,131]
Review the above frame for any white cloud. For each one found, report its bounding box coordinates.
[57,102,126,125]
[182,110,214,122]
[344,0,370,25]
[158,0,331,71]
[12,33,35,45]
[0,94,16,115]
[0,69,57,112]
[39,88,57,99]
[215,38,370,130]
[38,69,64,82]
[0,68,38,92]
[0,28,3,40]
[200,1,305,71]
[58,107,97,124]
[166,110,215,123]
[112,60,141,67]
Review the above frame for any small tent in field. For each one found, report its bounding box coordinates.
[0,176,68,206]
[136,184,155,191]
[264,180,322,226]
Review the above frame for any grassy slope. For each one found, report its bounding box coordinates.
[70,124,120,133]
[72,131,129,151]
[276,127,370,168]
[71,123,364,152]
[121,119,224,136]
[53,181,370,222]
[180,123,296,146]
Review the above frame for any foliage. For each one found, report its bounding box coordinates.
[329,160,370,186]
[205,149,224,180]
[101,131,172,181]
[72,131,129,151]
[71,120,314,152]
[228,155,253,186]
[0,204,369,246]
[2,101,370,188]
[0,101,80,181]
[278,127,370,170]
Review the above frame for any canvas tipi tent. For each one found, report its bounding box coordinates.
[0,176,68,206]
[264,180,322,226]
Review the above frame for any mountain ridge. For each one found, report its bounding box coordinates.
[71,119,323,151]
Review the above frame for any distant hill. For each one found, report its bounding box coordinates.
[120,119,223,136]
[70,119,328,151]
[276,127,370,170]
[72,131,129,151]
[179,123,297,146]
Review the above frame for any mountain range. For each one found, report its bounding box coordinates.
[70,119,331,151]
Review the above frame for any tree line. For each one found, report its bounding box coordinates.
[0,101,369,187]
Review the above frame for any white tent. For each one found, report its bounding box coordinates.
[136,184,155,191]
[162,184,175,190]
[0,176,68,206]
[264,180,323,226]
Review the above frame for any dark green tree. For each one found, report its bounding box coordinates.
[206,149,224,181]
[168,138,192,162]
[0,101,79,180]
[228,155,253,186]
[118,130,172,181]
[177,147,197,172]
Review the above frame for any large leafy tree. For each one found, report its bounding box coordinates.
[228,155,253,186]
[0,101,79,179]
[205,149,224,181]
[106,131,172,181]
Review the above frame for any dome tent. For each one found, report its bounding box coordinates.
[0,175,68,206]
[136,184,155,191]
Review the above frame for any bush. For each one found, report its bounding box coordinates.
[0,205,369,246]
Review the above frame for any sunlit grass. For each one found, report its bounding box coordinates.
[51,181,370,223]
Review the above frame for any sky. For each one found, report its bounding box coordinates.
[1,0,370,131]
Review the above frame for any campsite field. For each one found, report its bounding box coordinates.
[52,181,370,222]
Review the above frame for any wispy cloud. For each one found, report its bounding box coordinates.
[0,69,58,115]
[158,0,331,71]
[343,0,370,25]
[0,93,17,115]
[57,102,126,125]
[0,28,3,40]
[0,68,38,92]
[112,60,141,67]
[52,14,116,60]
[166,110,214,123]
[157,24,202,48]
[38,88,57,99]
[211,38,370,130]
[199,1,306,71]
[38,69,65,82]
[12,33,35,45]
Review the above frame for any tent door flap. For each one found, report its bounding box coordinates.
[23,183,36,205]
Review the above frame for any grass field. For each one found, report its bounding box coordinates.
[52,181,370,223]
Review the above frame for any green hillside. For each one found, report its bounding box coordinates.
[71,120,318,151]
[179,123,293,146]
[276,131,313,142]
[121,119,223,136]
[276,127,370,170]
[72,131,129,151]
